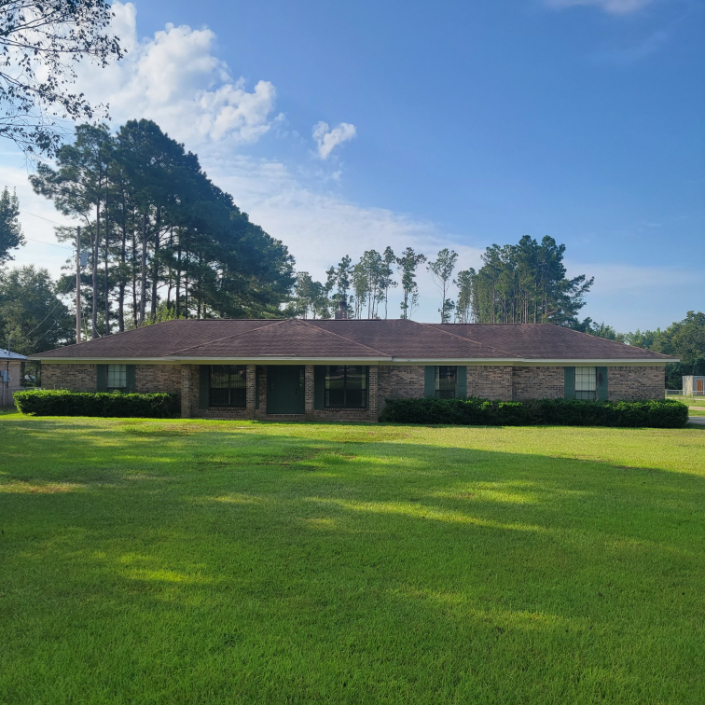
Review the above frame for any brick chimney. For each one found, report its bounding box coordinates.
[334,297,349,320]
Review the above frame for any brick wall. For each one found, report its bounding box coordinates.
[37,361,668,418]
[135,365,181,394]
[41,363,97,392]
[377,365,424,414]
[467,365,513,401]
[607,366,664,401]
[512,366,564,401]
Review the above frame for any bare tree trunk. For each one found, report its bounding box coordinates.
[175,242,182,318]
[118,216,127,332]
[150,229,160,319]
[139,213,148,326]
[91,203,100,338]
[131,230,138,329]
[104,211,110,336]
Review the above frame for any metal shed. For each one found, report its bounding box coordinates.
[682,376,705,397]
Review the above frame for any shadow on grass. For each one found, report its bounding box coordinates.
[2,417,704,702]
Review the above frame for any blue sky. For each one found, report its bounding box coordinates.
[4,0,703,329]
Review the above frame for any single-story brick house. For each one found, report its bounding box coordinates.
[30,313,676,421]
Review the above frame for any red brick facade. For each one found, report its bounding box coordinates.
[511,366,564,401]
[39,362,666,420]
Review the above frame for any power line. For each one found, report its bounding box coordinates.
[20,209,73,228]
[24,237,74,251]
[23,276,75,340]
[20,210,78,251]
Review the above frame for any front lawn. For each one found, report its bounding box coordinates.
[1,415,704,704]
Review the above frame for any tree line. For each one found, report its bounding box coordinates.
[29,121,295,337]
[575,311,705,389]
[290,235,594,326]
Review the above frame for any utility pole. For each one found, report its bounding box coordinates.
[76,226,81,344]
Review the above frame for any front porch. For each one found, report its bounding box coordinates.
[181,364,379,422]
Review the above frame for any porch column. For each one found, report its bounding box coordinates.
[180,364,192,418]
[304,364,315,419]
[246,364,256,419]
[369,366,379,421]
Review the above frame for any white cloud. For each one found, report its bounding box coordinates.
[545,0,653,14]
[312,121,357,160]
[6,1,694,329]
[75,2,278,146]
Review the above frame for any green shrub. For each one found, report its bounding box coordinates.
[379,397,688,428]
[14,390,180,418]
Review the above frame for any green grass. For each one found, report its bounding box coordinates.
[683,398,705,416]
[1,414,704,705]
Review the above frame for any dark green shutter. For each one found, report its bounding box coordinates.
[456,366,467,399]
[126,365,136,393]
[255,367,260,409]
[365,366,370,409]
[96,364,107,392]
[198,366,210,409]
[314,366,325,410]
[424,366,436,398]
[564,367,575,399]
[597,367,608,401]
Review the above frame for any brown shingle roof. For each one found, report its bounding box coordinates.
[171,319,389,358]
[308,319,519,359]
[32,318,677,362]
[431,323,674,360]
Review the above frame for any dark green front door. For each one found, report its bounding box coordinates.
[267,366,305,415]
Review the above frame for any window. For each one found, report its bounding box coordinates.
[575,367,597,401]
[209,365,247,407]
[324,365,368,408]
[20,361,41,388]
[435,366,457,399]
[107,364,127,392]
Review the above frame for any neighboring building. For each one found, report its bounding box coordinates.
[30,310,677,421]
[0,349,28,407]
[683,376,705,397]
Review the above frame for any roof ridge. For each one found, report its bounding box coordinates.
[167,319,285,355]
[428,322,521,359]
[302,319,392,357]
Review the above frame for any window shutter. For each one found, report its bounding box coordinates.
[596,367,608,401]
[314,366,325,410]
[456,366,467,399]
[96,364,107,392]
[198,366,209,409]
[564,367,575,399]
[126,365,136,393]
[424,366,436,398]
[255,367,260,410]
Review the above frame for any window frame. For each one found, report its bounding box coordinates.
[435,366,458,399]
[106,364,127,393]
[324,365,368,409]
[208,365,247,408]
[574,366,597,401]
[20,361,41,388]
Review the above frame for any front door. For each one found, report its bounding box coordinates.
[697,379,704,394]
[267,366,305,414]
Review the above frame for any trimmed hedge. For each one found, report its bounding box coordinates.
[379,397,689,428]
[14,390,180,418]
